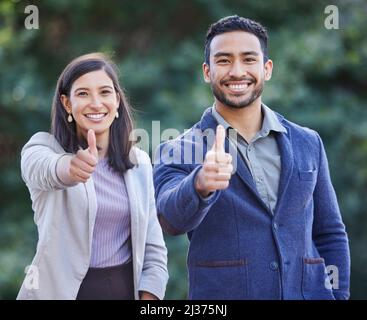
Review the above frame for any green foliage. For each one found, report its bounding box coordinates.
[0,0,366,299]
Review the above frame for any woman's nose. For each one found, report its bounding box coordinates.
[89,95,102,108]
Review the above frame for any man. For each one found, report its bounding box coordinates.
[153,15,350,299]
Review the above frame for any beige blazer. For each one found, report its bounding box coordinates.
[17,132,168,300]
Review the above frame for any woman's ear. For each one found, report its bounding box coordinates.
[116,91,121,105]
[60,94,71,113]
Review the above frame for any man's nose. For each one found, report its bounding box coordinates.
[228,60,246,78]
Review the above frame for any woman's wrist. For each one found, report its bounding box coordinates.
[56,154,75,185]
[139,291,159,300]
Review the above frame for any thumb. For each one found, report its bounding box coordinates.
[214,125,226,153]
[87,129,98,158]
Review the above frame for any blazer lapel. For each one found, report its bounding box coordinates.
[274,127,294,216]
[123,167,138,259]
[123,165,148,300]
[123,167,141,300]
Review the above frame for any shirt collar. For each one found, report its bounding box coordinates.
[261,104,287,134]
[211,103,287,136]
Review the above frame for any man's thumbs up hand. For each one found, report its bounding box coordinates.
[195,125,233,198]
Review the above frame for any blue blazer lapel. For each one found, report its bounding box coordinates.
[274,127,294,215]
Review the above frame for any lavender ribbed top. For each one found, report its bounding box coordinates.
[89,158,132,268]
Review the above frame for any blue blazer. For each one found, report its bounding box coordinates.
[153,107,350,300]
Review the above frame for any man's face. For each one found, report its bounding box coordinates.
[203,31,273,109]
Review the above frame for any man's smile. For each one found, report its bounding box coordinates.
[223,80,254,94]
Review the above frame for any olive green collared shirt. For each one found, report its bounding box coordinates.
[212,104,287,213]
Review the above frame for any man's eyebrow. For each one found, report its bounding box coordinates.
[213,52,233,58]
[241,51,259,56]
[213,51,260,58]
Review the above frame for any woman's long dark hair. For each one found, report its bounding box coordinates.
[51,53,135,174]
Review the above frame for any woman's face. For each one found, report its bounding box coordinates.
[61,69,120,141]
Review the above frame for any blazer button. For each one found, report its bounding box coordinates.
[270,261,279,271]
[273,222,278,230]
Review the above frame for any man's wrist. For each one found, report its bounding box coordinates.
[194,172,210,198]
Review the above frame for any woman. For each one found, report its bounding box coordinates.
[17,53,168,300]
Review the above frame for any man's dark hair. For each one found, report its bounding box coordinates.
[204,15,268,64]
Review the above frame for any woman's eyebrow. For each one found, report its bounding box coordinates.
[74,87,90,91]
[74,85,113,91]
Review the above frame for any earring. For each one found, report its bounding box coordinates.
[67,113,73,123]
[115,111,119,119]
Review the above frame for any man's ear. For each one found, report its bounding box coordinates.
[60,94,71,113]
[203,62,211,83]
[264,59,273,81]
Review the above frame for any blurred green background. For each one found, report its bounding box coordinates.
[0,0,366,299]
